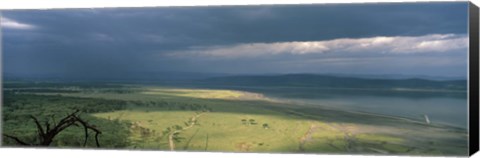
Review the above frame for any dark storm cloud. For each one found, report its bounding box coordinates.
[1,2,469,78]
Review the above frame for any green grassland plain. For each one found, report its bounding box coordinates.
[1,83,468,156]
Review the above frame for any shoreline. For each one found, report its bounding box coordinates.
[19,85,468,131]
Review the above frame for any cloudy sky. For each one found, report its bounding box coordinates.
[1,2,469,79]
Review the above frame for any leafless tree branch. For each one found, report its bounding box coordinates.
[3,109,102,147]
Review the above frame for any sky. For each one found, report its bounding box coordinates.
[0,2,470,79]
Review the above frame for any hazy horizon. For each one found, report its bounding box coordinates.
[3,71,468,82]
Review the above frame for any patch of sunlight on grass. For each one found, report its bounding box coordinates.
[93,110,311,152]
[356,133,403,144]
[142,88,267,101]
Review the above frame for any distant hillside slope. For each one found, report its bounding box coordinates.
[198,74,467,91]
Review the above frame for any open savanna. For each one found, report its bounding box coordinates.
[2,83,468,155]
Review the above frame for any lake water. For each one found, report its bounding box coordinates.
[289,94,468,128]
[266,88,468,129]
[195,85,468,129]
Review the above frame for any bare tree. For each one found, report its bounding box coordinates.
[3,109,102,147]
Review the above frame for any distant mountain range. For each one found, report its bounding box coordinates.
[3,71,228,82]
[320,73,466,81]
[197,74,467,91]
[4,72,468,91]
